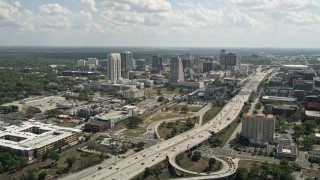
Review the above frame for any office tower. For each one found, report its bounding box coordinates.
[241,113,275,144]
[120,52,133,79]
[225,53,238,67]
[107,53,121,83]
[170,56,184,82]
[219,49,226,70]
[87,58,99,66]
[152,55,163,74]
[77,59,87,67]
[182,59,192,70]
[203,62,214,72]
[136,59,146,71]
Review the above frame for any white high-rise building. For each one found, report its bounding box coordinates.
[107,53,121,83]
[77,59,87,67]
[120,52,133,79]
[170,56,184,83]
[87,58,99,66]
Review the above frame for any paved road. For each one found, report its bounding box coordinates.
[62,68,271,180]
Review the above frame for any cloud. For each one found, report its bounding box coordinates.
[100,0,172,13]
[81,0,97,12]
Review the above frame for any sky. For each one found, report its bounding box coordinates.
[1,0,320,48]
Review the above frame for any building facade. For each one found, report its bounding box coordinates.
[152,55,163,74]
[120,52,133,79]
[136,59,146,71]
[241,113,275,144]
[107,53,121,83]
[219,49,226,70]
[170,56,184,83]
[0,120,82,160]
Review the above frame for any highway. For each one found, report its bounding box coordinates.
[63,68,272,180]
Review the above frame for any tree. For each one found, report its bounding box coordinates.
[37,170,48,180]
[191,151,201,162]
[293,124,305,138]
[65,156,76,170]
[303,120,317,134]
[143,167,151,178]
[157,96,164,102]
[303,136,316,150]
[208,158,216,169]
[181,105,189,113]
[136,142,145,150]
[48,150,60,162]
[235,168,248,180]
[45,108,63,118]
[126,116,143,128]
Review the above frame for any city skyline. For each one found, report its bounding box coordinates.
[1,0,320,48]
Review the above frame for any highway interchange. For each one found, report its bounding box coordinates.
[63,67,272,180]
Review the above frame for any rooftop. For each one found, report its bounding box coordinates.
[0,120,81,150]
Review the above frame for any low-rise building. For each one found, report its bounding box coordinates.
[85,120,110,132]
[0,120,82,161]
[308,151,320,163]
[276,143,298,161]
[95,110,131,127]
[122,89,145,99]
[176,81,204,88]
[272,105,297,117]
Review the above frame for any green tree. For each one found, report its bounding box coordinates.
[191,151,201,162]
[48,150,60,163]
[303,120,317,134]
[303,136,316,150]
[65,156,76,170]
[157,96,164,102]
[208,158,216,169]
[136,142,145,150]
[126,116,143,128]
[37,170,48,180]
[235,168,248,180]
[143,167,151,178]
[181,105,189,113]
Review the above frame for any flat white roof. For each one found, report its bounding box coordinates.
[0,120,81,151]
[282,149,292,153]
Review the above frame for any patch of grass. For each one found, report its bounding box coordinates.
[302,169,320,179]
[176,153,222,173]
[202,106,223,125]
[158,117,199,139]
[169,104,203,112]
[215,120,240,147]
[55,122,78,128]
[150,112,191,121]
[238,160,261,171]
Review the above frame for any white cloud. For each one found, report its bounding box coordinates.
[81,0,97,12]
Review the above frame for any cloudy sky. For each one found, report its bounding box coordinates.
[1,0,320,48]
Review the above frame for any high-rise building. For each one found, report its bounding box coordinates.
[77,59,87,67]
[219,49,226,70]
[170,56,184,83]
[225,53,238,68]
[241,113,275,144]
[107,53,121,83]
[219,50,238,70]
[152,55,163,74]
[136,59,146,71]
[87,58,99,66]
[120,52,133,79]
[203,62,214,72]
